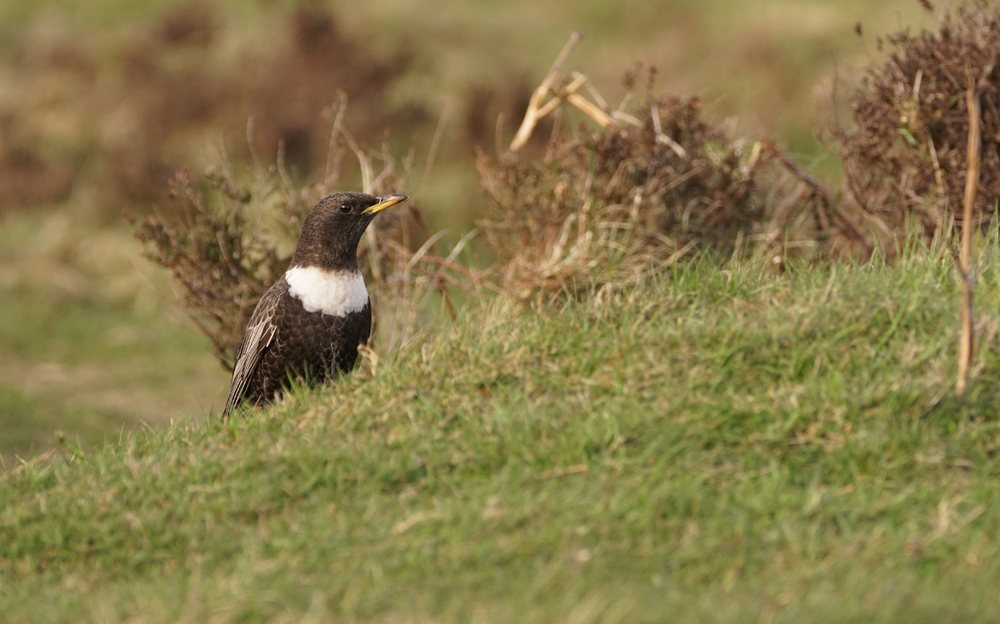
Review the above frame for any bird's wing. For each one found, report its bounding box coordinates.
[222,282,285,417]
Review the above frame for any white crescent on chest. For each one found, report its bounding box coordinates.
[285,266,369,317]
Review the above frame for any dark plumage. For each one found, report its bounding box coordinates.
[223,191,408,417]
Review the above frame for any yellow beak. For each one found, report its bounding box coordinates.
[362,194,408,215]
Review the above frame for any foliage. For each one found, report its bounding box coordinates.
[478,93,841,298]
[836,0,1000,241]
[131,135,433,370]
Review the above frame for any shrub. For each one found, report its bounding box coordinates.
[477,92,839,298]
[836,0,1000,240]
[131,126,435,370]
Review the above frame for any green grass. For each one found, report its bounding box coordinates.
[0,213,227,464]
[0,289,224,463]
[2,245,998,622]
[0,4,989,619]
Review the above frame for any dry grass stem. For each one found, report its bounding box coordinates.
[509,32,584,152]
[956,77,980,396]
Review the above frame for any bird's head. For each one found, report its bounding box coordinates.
[291,191,408,270]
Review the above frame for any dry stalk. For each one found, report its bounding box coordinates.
[508,32,622,152]
[509,31,581,152]
[564,74,615,128]
[956,77,981,396]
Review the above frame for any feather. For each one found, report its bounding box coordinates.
[222,281,285,417]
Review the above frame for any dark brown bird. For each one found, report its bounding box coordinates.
[223,192,408,417]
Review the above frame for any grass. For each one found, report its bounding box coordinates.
[0,289,224,463]
[2,243,998,622]
[0,1,994,620]
[0,212,226,463]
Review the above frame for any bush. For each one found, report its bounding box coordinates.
[131,130,434,370]
[836,0,1000,240]
[477,93,838,298]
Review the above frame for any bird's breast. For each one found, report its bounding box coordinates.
[284,265,369,317]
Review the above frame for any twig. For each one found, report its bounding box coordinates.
[537,464,589,480]
[763,141,875,252]
[340,128,373,192]
[417,104,451,196]
[611,110,643,127]
[956,77,980,396]
[509,31,582,153]
[761,141,833,208]
[580,72,610,110]
[566,92,614,127]
[323,93,349,186]
[245,116,262,178]
[651,104,687,158]
[927,134,945,200]
[406,229,451,271]
[562,73,614,127]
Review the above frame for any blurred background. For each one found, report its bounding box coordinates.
[0,0,933,463]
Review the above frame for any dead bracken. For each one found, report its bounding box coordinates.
[478,96,763,298]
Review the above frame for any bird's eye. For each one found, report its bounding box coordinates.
[339,203,351,214]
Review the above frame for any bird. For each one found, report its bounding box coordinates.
[223,191,408,417]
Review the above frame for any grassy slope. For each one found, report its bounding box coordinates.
[2,246,998,622]
[0,213,227,463]
[0,0,933,460]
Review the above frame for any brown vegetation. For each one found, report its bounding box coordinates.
[0,3,421,211]
[131,120,434,370]
[475,62,846,298]
[836,0,1000,240]
[130,1,1000,357]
